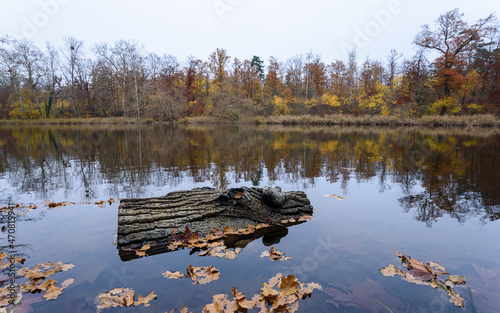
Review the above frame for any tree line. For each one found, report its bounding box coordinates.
[0,9,498,121]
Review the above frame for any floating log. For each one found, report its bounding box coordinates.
[117,186,313,261]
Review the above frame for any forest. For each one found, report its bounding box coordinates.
[0,9,498,122]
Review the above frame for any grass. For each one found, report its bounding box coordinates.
[253,114,500,127]
[3,114,499,128]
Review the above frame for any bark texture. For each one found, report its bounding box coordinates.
[117,186,312,250]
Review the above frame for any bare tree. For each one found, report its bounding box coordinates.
[0,39,30,119]
[60,36,83,117]
[94,40,143,116]
[46,42,60,118]
[15,40,46,117]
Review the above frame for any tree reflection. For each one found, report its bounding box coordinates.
[0,124,498,226]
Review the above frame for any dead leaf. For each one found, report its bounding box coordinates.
[234,192,243,199]
[96,288,156,310]
[133,291,156,307]
[445,275,466,287]
[222,226,237,235]
[381,252,467,308]
[202,274,321,313]
[163,271,188,279]
[43,281,63,300]
[380,264,404,277]
[261,246,292,261]
[232,287,255,309]
[97,288,134,310]
[187,265,220,285]
[323,194,345,200]
[280,275,299,296]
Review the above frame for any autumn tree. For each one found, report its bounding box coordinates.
[209,48,231,87]
[415,9,495,97]
[265,56,282,99]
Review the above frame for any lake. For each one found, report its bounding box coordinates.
[0,124,499,313]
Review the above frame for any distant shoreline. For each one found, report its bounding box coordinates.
[1,114,499,128]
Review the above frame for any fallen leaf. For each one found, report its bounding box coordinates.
[163,271,188,279]
[380,264,404,277]
[261,246,292,261]
[97,288,134,310]
[96,287,156,310]
[187,265,220,285]
[280,275,299,296]
[232,287,255,309]
[234,192,243,199]
[323,194,345,200]
[133,291,156,307]
[43,281,63,300]
[381,252,467,308]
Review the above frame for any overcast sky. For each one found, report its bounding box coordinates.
[1,0,498,65]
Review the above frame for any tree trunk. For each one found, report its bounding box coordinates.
[117,186,313,252]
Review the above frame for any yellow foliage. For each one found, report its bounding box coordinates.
[305,98,319,108]
[467,103,483,113]
[320,93,340,107]
[358,82,389,114]
[381,105,390,116]
[273,96,290,115]
[429,97,461,115]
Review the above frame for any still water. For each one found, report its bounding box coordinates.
[0,124,499,313]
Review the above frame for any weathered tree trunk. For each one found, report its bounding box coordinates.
[117,186,313,256]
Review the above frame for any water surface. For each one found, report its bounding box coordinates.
[0,124,499,312]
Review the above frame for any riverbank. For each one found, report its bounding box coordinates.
[0,117,153,125]
[183,114,500,127]
[2,114,499,127]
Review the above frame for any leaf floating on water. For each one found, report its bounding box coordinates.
[202,274,319,313]
[187,265,220,285]
[162,271,188,279]
[96,288,156,310]
[232,287,255,309]
[167,305,194,313]
[380,251,467,307]
[163,266,220,285]
[46,201,76,209]
[379,264,404,277]
[280,275,299,296]
[261,246,292,261]
[445,275,467,287]
[323,194,345,200]
[18,261,75,284]
[42,280,63,300]
[0,261,75,306]
[97,287,134,310]
[133,291,157,307]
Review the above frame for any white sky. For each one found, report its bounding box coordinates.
[1,0,498,65]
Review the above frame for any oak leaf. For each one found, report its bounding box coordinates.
[280,275,299,296]
[133,291,156,307]
[163,271,188,279]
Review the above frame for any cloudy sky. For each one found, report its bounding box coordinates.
[1,0,498,64]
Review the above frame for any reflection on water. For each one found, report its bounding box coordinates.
[1,124,498,226]
[1,123,500,312]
